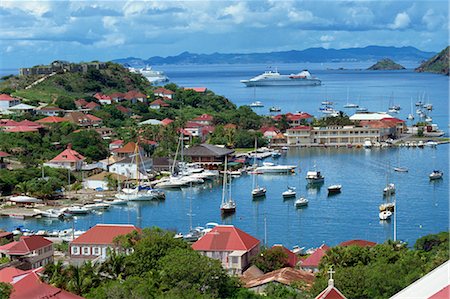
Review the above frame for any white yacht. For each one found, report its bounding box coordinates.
[429,170,443,180]
[379,210,392,220]
[363,138,373,149]
[255,162,296,174]
[282,186,296,198]
[294,197,309,208]
[129,66,169,84]
[306,169,324,184]
[241,69,321,87]
[250,101,264,107]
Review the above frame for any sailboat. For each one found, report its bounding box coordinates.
[343,88,359,108]
[282,168,296,198]
[220,157,236,214]
[379,185,394,220]
[251,138,266,198]
[407,97,415,120]
[115,143,165,201]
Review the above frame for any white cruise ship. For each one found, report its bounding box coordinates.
[241,69,321,87]
[129,66,169,84]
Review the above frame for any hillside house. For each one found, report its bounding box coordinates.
[299,244,330,273]
[0,94,20,111]
[36,106,64,116]
[153,87,175,99]
[0,236,53,270]
[64,112,102,127]
[45,144,85,170]
[0,151,11,169]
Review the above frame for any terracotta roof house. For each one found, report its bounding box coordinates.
[338,239,376,248]
[36,106,64,116]
[124,90,147,103]
[300,244,330,272]
[84,101,101,111]
[260,126,280,139]
[74,99,88,108]
[64,112,102,127]
[0,231,13,243]
[45,144,85,170]
[161,118,174,126]
[273,112,314,127]
[111,141,141,158]
[184,121,205,137]
[109,92,125,102]
[153,87,175,99]
[314,269,347,299]
[2,268,84,299]
[94,92,112,105]
[184,144,234,165]
[116,105,132,115]
[184,87,208,93]
[36,116,68,124]
[0,236,53,270]
[271,244,298,267]
[390,260,449,299]
[150,99,169,110]
[192,225,260,275]
[0,94,20,111]
[245,267,315,295]
[109,139,124,150]
[192,113,214,125]
[3,126,40,133]
[70,224,140,265]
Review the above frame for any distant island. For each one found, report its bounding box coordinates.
[415,46,449,76]
[367,58,405,70]
[113,46,436,66]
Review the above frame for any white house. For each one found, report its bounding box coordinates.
[108,156,152,180]
[36,106,64,116]
[83,172,128,191]
[0,94,20,111]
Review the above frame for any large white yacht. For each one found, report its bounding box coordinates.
[241,69,321,87]
[129,66,169,84]
[255,162,297,174]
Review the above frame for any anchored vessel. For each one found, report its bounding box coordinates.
[241,69,321,87]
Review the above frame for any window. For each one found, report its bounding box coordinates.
[71,246,80,255]
[82,247,90,255]
[93,247,100,256]
[231,256,239,264]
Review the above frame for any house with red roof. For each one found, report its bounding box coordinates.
[184,121,205,137]
[192,113,214,125]
[109,92,125,102]
[111,141,141,158]
[150,99,169,109]
[84,101,101,111]
[116,105,132,115]
[192,225,260,275]
[184,87,208,93]
[285,126,312,145]
[314,268,347,299]
[36,116,68,124]
[260,126,280,139]
[94,92,112,105]
[299,244,330,272]
[124,90,147,103]
[69,224,140,265]
[271,244,298,267]
[0,236,53,270]
[153,87,175,99]
[273,112,313,127]
[0,267,83,299]
[0,151,11,169]
[339,239,376,248]
[161,118,174,126]
[64,112,102,127]
[36,106,64,116]
[45,144,85,170]
[74,98,88,109]
[109,139,124,151]
[0,94,20,111]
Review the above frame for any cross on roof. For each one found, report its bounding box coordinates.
[328,266,335,287]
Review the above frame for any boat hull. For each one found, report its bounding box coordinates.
[242,78,321,87]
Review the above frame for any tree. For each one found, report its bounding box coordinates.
[99,249,127,281]
[0,282,12,299]
[71,181,82,194]
[66,262,101,296]
[251,247,289,273]
[55,95,76,110]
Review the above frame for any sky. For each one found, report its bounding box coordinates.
[0,0,448,68]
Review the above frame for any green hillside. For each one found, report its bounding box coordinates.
[415,46,449,75]
[367,58,405,70]
[0,62,150,103]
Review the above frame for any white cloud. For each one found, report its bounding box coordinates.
[389,12,411,29]
[287,9,314,23]
[422,9,445,31]
[222,2,248,24]
[320,35,335,42]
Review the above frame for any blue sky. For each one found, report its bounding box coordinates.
[0,0,448,68]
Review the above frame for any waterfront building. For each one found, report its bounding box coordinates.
[0,94,20,111]
[36,106,64,116]
[299,244,330,273]
[108,156,152,180]
[192,225,260,275]
[69,224,140,265]
[244,267,315,295]
[0,236,53,270]
[153,87,175,99]
[45,144,85,170]
[83,171,128,190]
[184,144,234,166]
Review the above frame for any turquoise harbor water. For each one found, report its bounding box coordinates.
[0,63,448,249]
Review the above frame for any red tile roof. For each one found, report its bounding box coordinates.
[381,117,405,123]
[272,245,298,267]
[260,126,280,134]
[7,236,52,255]
[192,225,260,252]
[85,102,100,109]
[110,139,124,145]
[192,114,213,122]
[71,224,140,245]
[85,114,102,121]
[0,94,16,101]
[185,121,204,128]
[16,120,42,127]
[74,99,88,107]
[150,99,169,106]
[112,142,137,154]
[0,241,18,252]
[0,151,10,158]
[201,125,215,135]
[339,239,376,247]
[116,105,131,114]
[429,285,450,299]
[109,92,125,99]
[0,267,27,283]
[301,244,330,268]
[0,232,12,238]
[36,116,68,124]
[49,144,85,163]
[161,118,174,126]
[11,271,83,299]
[315,285,347,299]
[94,93,112,101]
[4,126,39,133]
[245,267,315,289]
[153,87,174,95]
[0,119,18,127]
[273,112,313,121]
[124,90,146,99]
[184,87,207,93]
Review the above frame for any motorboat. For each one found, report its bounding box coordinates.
[429,170,443,180]
[383,183,396,196]
[9,196,42,204]
[294,197,309,208]
[36,209,64,219]
[423,124,445,137]
[327,184,342,194]
[363,138,373,149]
[63,206,90,215]
[379,202,395,212]
[344,103,359,108]
[116,187,165,200]
[379,210,392,220]
[255,162,296,174]
[269,106,281,112]
[394,167,408,172]
[84,203,111,210]
[129,66,169,84]
[407,113,414,120]
[306,170,324,184]
[356,107,368,112]
[241,69,321,87]
[424,103,433,111]
[105,198,128,205]
[425,116,433,122]
[271,150,281,158]
[250,101,264,107]
[252,187,267,198]
[282,186,296,198]
[182,227,203,242]
[154,177,188,188]
[425,141,438,147]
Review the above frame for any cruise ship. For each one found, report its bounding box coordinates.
[240,69,321,87]
[129,66,169,84]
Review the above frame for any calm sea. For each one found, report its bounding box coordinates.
[0,63,448,249]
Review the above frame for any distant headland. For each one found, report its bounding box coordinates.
[367,58,405,70]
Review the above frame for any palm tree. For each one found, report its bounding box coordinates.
[66,262,100,296]
[15,181,31,195]
[43,261,66,289]
[99,249,127,280]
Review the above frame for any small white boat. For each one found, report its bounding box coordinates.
[383,183,396,196]
[379,210,392,220]
[363,138,372,149]
[255,162,297,174]
[38,209,64,218]
[327,184,342,194]
[64,206,90,215]
[281,146,289,151]
[356,107,368,112]
[417,141,424,148]
[306,170,324,184]
[394,167,408,172]
[407,113,414,120]
[425,116,433,122]
[250,101,264,107]
[9,196,42,204]
[379,202,395,212]
[84,203,110,210]
[425,141,438,147]
[344,103,359,108]
[269,106,281,112]
[429,170,443,180]
[282,186,296,198]
[294,197,309,208]
[252,187,267,198]
[321,101,333,105]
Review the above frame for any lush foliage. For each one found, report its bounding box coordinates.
[0,282,12,299]
[251,247,290,273]
[312,113,355,127]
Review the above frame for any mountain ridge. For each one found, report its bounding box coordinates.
[113,46,436,66]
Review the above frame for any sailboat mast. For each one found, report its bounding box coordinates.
[135,143,139,186]
[393,194,397,242]
[221,157,228,205]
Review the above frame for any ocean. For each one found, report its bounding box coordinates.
[0,63,448,249]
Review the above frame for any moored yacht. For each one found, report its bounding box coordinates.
[241,69,321,87]
[255,162,296,174]
[306,169,324,184]
[429,170,443,180]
